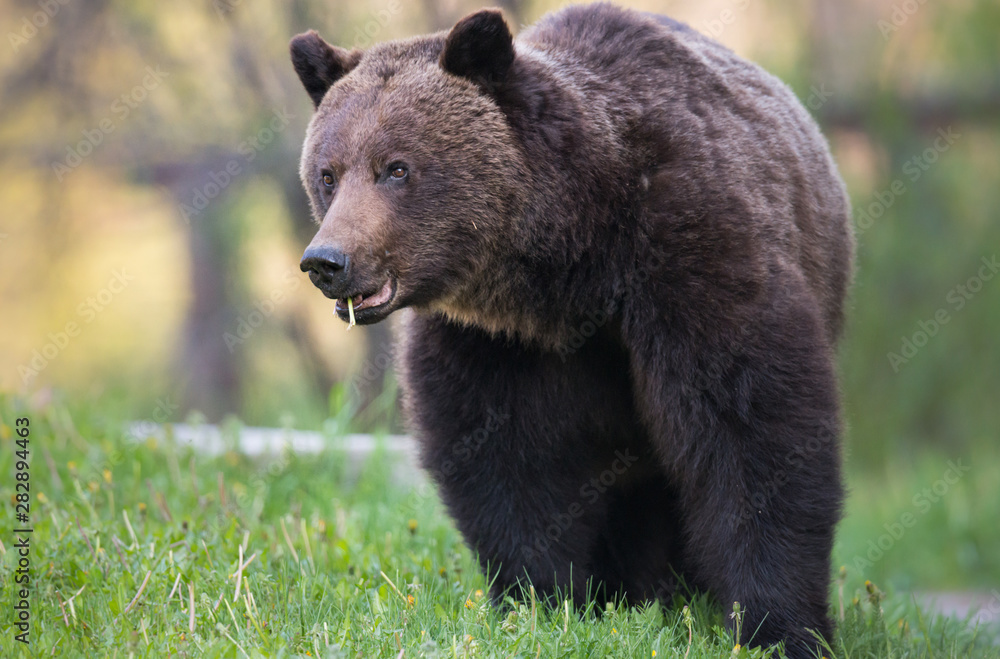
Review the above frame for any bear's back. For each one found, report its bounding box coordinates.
[519,3,853,341]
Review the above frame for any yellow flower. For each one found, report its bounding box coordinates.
[67,461,77,472]
[138,502,147,513]
[407,595,416,607]
[103,469,112,484]
[37,492,48,504]
[652,652,657,657]
[612,628,617,634]
[474,589,483,600]
[407,518,418,533]
[465,598,474,609]
[88,481,99,492]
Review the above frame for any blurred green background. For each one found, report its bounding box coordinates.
[0,0,997,596]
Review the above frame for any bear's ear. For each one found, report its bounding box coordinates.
[289,30,360,108]
[440,9,515,89]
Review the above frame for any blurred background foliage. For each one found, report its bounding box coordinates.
[0,0,998,586]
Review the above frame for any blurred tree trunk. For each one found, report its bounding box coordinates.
[496,0,525,25]
[421,0,449,30]
[150,158,248,420]
[422,0,525,30]
[179,202,241,419]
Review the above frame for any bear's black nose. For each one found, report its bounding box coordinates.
[300,245,349,295]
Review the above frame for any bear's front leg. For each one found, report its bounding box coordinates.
[399,311,646,607]
[623,288,844,658]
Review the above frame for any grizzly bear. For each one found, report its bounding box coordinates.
[291,4,852,656]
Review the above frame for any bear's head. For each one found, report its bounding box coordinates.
[292,9,529,327]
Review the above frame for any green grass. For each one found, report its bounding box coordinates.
[834,446,1000,592]
[0,393,997,657]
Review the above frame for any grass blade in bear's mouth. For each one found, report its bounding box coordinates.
[333,297,357,330]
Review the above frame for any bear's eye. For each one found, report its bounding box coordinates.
[387,164,408,181]
[321,173,336,188]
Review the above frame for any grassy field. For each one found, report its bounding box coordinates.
[0,393,997,658]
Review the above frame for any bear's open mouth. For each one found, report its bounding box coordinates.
[334,277,396,323]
